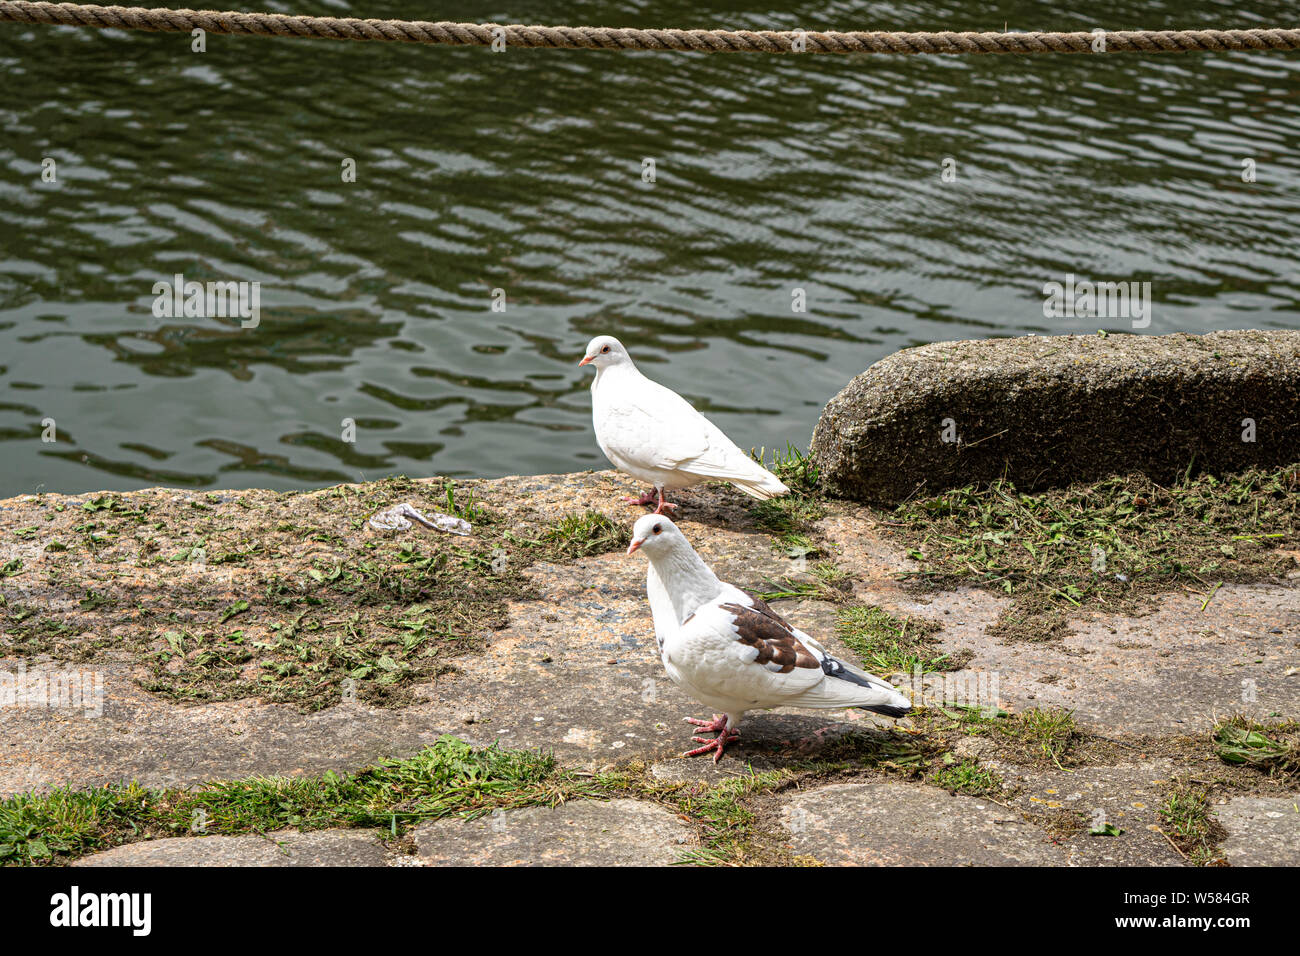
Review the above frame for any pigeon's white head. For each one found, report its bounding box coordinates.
[626,513,686,557]
[578,335,632,370]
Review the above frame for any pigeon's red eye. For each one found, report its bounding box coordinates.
[653,524,662,534]
[601,345,610,353]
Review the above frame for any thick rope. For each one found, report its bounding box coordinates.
[2,2,1299,55]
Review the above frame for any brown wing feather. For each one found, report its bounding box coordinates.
[719,601,820,674]
[742,594,795,631]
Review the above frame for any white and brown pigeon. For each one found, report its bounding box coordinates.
[627,513,912,762]
[578,335,788,514]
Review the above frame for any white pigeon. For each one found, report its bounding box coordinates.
[578,335,788,514]
[628,514,912,762]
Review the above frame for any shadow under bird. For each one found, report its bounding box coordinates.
[626,514,912,762]
[578,335,789,514]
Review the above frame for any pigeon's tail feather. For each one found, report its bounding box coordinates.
[850,683,912,717]
[728,470,790,501]
[788,674,912,714]
[673,438,789,500]
[859,701,912,718]
[803,651,913,715]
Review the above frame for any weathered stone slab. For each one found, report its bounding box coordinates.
[781,781,1068,865]
[72,829,389,867]
[998,760,1186,866]
[811,330,1300,502]
[817,513,1300,735]
[911,584,1298,734]
[413,798,690,866]
[0,593,886,795]
[1217,795,1300,866]
[2,469,1295,801]
[4,545,1295,794]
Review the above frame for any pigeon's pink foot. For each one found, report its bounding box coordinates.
[682,714,739,763]
[684,732,739,763]
[621,488,659,507]
[685,714,730,734]
[652,488,679,515]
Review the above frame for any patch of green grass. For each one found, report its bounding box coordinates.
[0,785,153,864]
[930,756,1003,796]
[0,737,589,866]
[754,442,820,496]
[1014,707,1081,771]
[670,769,789,865]
[747,446,837,580]
[887,465,1299,638]
[939,705,1080,771]
[541,511,625,558]
[750,496,826,539]
[1159,782,1227,866]
[1213,716,1298,777]
[440,479,485,524]
[3,740,825,868]
[835,604,958,675]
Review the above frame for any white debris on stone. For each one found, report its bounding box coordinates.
[367,502,470,535]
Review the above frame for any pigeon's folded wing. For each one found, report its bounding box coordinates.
[718,595,912,714]
[614,384,770,482]
[670,599,824,708]
[603,392,710,469]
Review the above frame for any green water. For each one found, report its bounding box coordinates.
[2,1,1299,496]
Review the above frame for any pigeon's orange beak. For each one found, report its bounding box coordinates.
[578,355,593,367]
[626,539,642,555]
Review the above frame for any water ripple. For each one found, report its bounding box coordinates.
[2,0,1299,493]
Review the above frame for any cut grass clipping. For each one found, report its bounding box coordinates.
[887,465,1299,642]
[756,562,852,603]
[0,479,628,712]
[835,604,964,676]
[1213,716,1299,777]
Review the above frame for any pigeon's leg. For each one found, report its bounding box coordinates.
[683,714,739,763]
[652,486,679,515]
[620,487,659,507]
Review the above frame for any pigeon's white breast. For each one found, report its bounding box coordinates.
[592,375,693,488]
